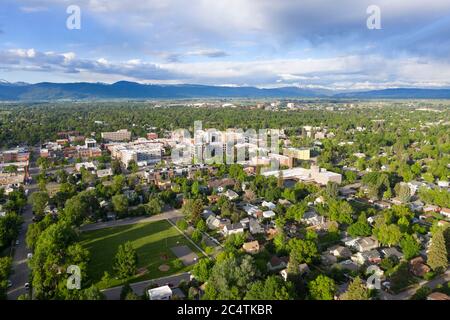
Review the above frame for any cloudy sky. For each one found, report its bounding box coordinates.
[1,0,450,90]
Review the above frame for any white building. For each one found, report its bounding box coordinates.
[148,285,173,300]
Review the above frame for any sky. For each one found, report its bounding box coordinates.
[1,0,450,90]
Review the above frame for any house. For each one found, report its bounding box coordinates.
[336,259,359,272]
[96,168,113,178]
[75,162,97,172]
[267,256,288,271]
[242,241,260,254]
[249,218,264,234]
[409,256,431,277]
[327,245,352,259]
[201,209,214,219]
[148,285,173,300]
[342,236,360,248]
[262,201,276,210]
[263,210,276,219]
[206,214,221,230]
[351,250,381,265]
[440,208,450,218]
[301,210,325,226]
[374,201,391,210]
[223,223,244,236]
[409,200,424,212]
[223,189,239,201]
[427,292,450,300]
[239,217,250,229]
[321,253,338,265]
[243,204,262,218]
[381,247,404,260]
[354,236,379,252]
[423,204,439,213]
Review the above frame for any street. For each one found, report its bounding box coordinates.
[102,272,191,300]
[380,268,450,300]
[6,202,34,300]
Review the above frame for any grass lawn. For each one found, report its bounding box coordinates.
[80,220,203,289]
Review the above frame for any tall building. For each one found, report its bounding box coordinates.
[101,129,132,142]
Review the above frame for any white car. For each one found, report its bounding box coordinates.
[15,240,20,245]
[24,283,30,290]
[7,280,12,288]
[27,253,33,259]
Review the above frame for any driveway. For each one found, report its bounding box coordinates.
[79,209,183,232]
[102,272,191,300]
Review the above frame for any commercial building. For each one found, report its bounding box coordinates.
[101,129,132,142]
[108,138,163,166]
[262,165,342,185]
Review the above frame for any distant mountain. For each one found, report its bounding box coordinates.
[334,88,450,99]
[0,81,328,100]
[0,81,450,100]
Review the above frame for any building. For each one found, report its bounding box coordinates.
[85,138,97,148]
[96,168,113,178]
[283,147,310,160]
[354,237,379,252]
[242,241,260,254]
[262,165,342,185]
[75,162,97,172]
[223,223,244,236]
[101,129,132,142]
[0,172,25,186]
[108,139,163,166]
[148,285,173,300]
[427,292,450,300]
[267,256,288,271]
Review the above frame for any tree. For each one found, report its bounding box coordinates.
[341,277,369,300]
[203,255,258,300]
[113,242,138,279]
[112,194,129,216]
[79,285,105,300]
[373,222,401,247]
[196,219,207,233]
[182,198,203,224]
[29,191,49,216]
[427,229,448,272]
[395,183,411,203]
[192,258,214,282]
[191,229,202,243]
[325,182,339,199]
[308,275,336,300]
[176,219,188,231]
[244,276,295,300]
[0,212,23,248]
[347,213,371,237]
[288,238,318,265]
[400,234,421,260]
[146,197,161,215]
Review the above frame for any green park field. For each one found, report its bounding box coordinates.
[79,220,202,289]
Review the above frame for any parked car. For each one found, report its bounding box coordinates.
[27,253,33,259]
[15,240,20,245]
[24,283,30,290]
[7,280,12,288]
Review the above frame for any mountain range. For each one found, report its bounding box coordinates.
[1,81,450,100]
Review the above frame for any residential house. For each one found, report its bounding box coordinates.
[381,247,404,260]
[206,215,221,230]
[440,208,450,219]
[243,204,263,218]
[354,237,379,252]
[423,205,439,213]
[321,253,338,266]
[409,257,431,277]
[262,201,276,210]
[351,250,381,265]
[301,210,325,227]
[242,241,260,254]
[336,259,359,272]
[427,292,450,300]
[223,189,239,201]
[223,223,244,236]
[263,210,276,219]
[267,256,289,271]
[327,245,352,259]
[249,218,264,234]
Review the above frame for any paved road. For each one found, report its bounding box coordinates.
[79,209,184,232]
[7,201,34,300]
[102,272,191,300]
[380,268,450,300]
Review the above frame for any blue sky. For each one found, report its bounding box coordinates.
[2,0,450,90]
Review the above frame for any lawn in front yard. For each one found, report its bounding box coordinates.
[79,220,202,289]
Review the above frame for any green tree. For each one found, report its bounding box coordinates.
[400,234,421,260]
[308,275,336,300]
[112,194,129,216]
[244,276,295,300]
[288,238,318,264]
[427,229,448,272]
[29,191,49,216]
[192,258,214,282]
[341,277,369,300]
[113,242,138,279]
